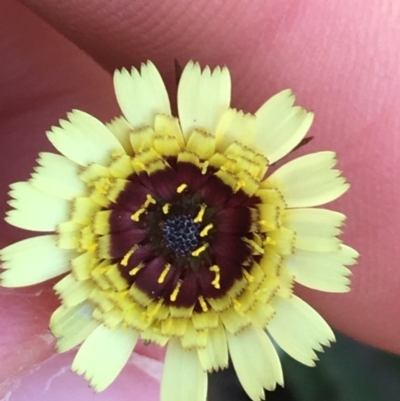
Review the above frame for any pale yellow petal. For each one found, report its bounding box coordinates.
[227,326,283,401]
[267,295,335,366]
[54,273,94,307]
[6,182,70,231]
[197,324,229,372]
[282,208,345,252]
[50,303,99,352]
[113,61,171,128]
[215,108,256,151]
[264,151,349,207]
[106,116,134,154]
[255,89,314,163]
[47,110,124,166]
[30,152,86,200]
[178,61,230,139]
[285,245,358,292]
[161,338,208,401]
[1,235,75,287]
[72,324,139,392]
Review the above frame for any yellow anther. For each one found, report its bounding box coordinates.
[233,298,242,309]
[198,296,209,312]
[164,318,173,332]
[201,161,209,175]
[177,183,188,193]
[209,265,221,289]
[162,203,171,214]
[158,263,171,284]
[265,237,277,245]
[234,180,246,192]
[194,204,207,223]
[87,243,98,253]
[129,263,144,276]
[243,237,265,255]
[132,195,156,221]
[243,269,254,283]
[94,178,111,195]
[191,243,208,257]
[260,220,276,230]
[200,223,213,237]
[132,159,147,170]
[147,300,163,319]
[131,207,146,222]
[121,246,138,267]
[116,290,129,300]
[170,280,183,302]
[144,194,156,207]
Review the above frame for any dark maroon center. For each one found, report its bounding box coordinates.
[107,159,262,310]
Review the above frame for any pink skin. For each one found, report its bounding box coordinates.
[0,0,399,398]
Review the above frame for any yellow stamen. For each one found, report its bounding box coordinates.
[234,180,246,192]
[94,177,111,195]
[243,269,254,283]
[129,263,144,276]
[170,280,183,302]
[260,220,276,230]
[200,223,213,237]
[191,243,208,257]
[87,243,98,253]
[132,194,157,221]
[210,265,221,289]
[265,237,277,245]
[131,207,146,222]
[158,263,171,284]
[144,194,156,207]
[233,298,241,309]
[198,296,209,312]
[177,183,188,193]
[147,300,163,319]
[132,159,147,170]
[243,237,265,255]
[164,318,173,332]
[162,203,171,214]
[111,149,125,158]
[121,246,138,267]
[201,161,209,175]
[194,204,207,223]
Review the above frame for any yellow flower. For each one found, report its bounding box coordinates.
[0,61,358,401]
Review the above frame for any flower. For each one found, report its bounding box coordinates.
[0,61,358,401]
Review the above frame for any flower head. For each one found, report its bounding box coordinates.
[1,61,358,401]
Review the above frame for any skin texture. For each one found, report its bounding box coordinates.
[1,0,400,398]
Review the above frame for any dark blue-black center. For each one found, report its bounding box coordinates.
[161,215,200,257]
